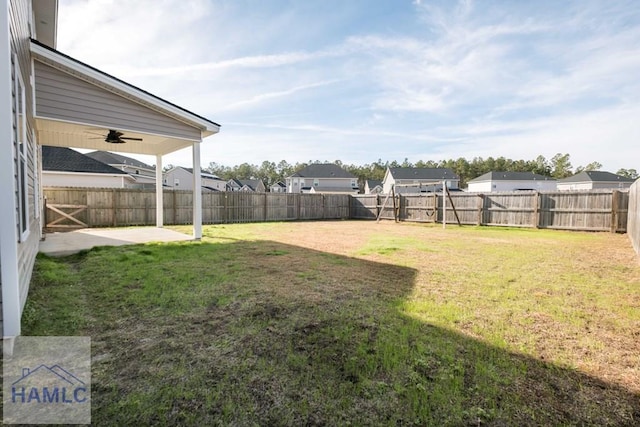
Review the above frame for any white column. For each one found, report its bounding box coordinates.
[155,154,163,227]
[192,142,202,240]
[0,1,21,340]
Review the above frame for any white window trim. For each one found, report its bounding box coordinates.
[14,55,29,242]
[32,129,39,219]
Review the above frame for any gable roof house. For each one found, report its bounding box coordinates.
[85,150,156,189]
[164,166,226,192]
[286,164,359,194]
[556,171,635,191]
[42,146,136,188]
[270,181,286,193]
[382,168,459,194]
[1,0,219,353]
[364,180,383,194]
[227,179,266,192]
[467,171,556,192]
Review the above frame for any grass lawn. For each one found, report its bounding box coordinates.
[24,221,640,426]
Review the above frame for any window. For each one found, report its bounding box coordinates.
[351,179,357,188]
[313,179,319,187]
[299,179,305,187]
[14,56,29,241]
[174,178,180,187]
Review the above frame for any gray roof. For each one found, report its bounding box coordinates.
[42,146,128,175]
[389,167,459,180]
[469,171,555,183]
[271,181,286,188]
[558,171,635,183]
[229,178,263,190]
[290,163,355,179]
[85,151,153,169]
[366,179,382,188]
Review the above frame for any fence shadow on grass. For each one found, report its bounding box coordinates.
[26,239,640,426]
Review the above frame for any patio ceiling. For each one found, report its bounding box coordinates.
[30,40,220,156]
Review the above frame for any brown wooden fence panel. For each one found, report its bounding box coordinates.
[445,193,481,225]
[43,188,630,232]
[483,192,537,227]
[539,191,614,231]
[402,194,437,222]
[323,194,351,219]
[351,195,378,219]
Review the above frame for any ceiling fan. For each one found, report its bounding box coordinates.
[87,129,143,144]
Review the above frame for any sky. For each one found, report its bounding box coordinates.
[57,0,640,172]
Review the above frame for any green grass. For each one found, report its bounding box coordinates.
[23,221,640,426]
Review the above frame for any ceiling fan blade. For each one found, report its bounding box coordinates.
[120,137,143,141]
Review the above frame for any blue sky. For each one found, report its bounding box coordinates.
[58,0,640,172]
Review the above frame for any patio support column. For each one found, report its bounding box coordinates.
[155,154,163,228]
[192,141,202,240]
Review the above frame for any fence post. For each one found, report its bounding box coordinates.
[533,191,540,228]
[611,190,620,233]
[263,193,268,221]
[477,194,484,225]
[112,188,117,227]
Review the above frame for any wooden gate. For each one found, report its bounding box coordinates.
[45,201,88,230]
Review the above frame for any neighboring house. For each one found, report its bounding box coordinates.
[382,168,459,194]
[42,146,136,188]
[227,179,266,192]
[467,171,556,192]
[85,150,156,189]
[270,181,286,193]
[163,166,226,192]
[1,0,219,352]
[286,164,359,194]
[364,180,383,195]
[556,171,635,191]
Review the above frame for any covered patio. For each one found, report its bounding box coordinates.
[31,40,220,240]
[39,227,193,257]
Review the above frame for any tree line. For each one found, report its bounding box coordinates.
[197,153,638,188]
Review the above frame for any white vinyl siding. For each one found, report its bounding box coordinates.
[33,61,201,140]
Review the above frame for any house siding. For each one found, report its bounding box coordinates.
[33,61,201,141]
[3,0,41,337]
[42,171,131,188]
[557,182,633,191]
[468,180,556,192]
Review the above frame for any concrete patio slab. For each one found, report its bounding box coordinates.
[39,227,193,257]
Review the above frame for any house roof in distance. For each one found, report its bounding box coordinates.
[181,167,223,180]
[558,171,635,183]
[389,167,459,180]
[85,151,153,169]
[469,171,555,182]
[290,163,355,179]
[229,179,263,190]
[366,179,382,188]
[42,146,128,175]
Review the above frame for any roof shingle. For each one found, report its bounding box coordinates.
[42,146,128,175]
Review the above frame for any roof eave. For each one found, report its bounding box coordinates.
[30,40,221,136]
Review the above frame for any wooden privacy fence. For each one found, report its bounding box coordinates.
[43,188,351,228]
[627,180,640,254]
[44,187,629,233]
[351,190,629,232]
